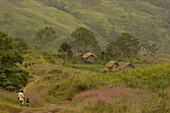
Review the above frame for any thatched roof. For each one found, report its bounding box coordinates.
[118,62,135,70]
[82,52,97,59]
[106,60,119,68]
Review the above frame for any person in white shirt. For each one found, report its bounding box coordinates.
[18,90,25,107]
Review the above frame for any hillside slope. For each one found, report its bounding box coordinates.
[0,50,169,112]
[0,0,169,53]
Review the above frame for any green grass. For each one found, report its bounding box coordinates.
[0,88,46,108]
[71,64,108,73]
[19,50,170,104]
[44,62,170,103]
[0,90,19,107]
[1,49,169,112]
[20,0,85,31]
[0,0,169,53]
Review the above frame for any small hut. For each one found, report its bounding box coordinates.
[106,60,119,71]
[82,52,98,64]
[118,62,135,70]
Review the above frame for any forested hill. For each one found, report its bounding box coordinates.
[0,0,170,53]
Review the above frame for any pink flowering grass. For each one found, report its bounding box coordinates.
[154,59,168,64]
[69,86,169,113]
[156,54,170,57]
[73,85,155,104]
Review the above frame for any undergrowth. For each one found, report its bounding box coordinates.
[45,63,170,103]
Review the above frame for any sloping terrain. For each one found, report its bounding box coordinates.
[0,50,169,112]
[0,0,170,53]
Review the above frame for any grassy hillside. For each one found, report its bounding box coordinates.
[0,0,170,53]
[0,49,169,112]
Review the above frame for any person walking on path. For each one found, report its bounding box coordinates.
[18,90,25,107]
[26,98,29,107]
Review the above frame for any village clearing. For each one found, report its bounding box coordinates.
[0,51,170,113]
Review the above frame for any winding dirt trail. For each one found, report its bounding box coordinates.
[24,77,39,93]
[18,76,66,113]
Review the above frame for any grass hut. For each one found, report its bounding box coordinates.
[118,62,135,70]
[106,60,119,71]
[82,52,98,64]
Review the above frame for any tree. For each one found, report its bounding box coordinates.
[106,41,121,61]
[116,33,141,61]
[58,42,73,57]
[71,27,100,53]
[0,31,29,91]
[35,26,58,50]
[0,31,13,51]
[106,33,141,61]
[13,37,31,53]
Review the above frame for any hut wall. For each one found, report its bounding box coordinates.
[86,56,95,64]
[111,64,119,71]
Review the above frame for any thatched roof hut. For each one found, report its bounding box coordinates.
[106,60,119,68]
[118,62,135,70]
[82,52,97,59]
[106,60,119,71]
[82,52,98,64]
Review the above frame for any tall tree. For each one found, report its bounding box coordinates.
[35,26,58,50]
[71,27,100,53]
[116,33,141,60]
[106,33,141,61]
[106,41,121,61]
[0,31,29,91]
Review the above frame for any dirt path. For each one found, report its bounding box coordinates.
[21,77,68,112]
[24,77,39,93]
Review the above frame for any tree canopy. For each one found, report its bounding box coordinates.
[0,31,29,91]
[58,42,73,57]
[35,26,58,50]
[71,27,100,54]
[106,33,141,61]
[13,37,31,53]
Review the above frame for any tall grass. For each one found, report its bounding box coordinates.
[0,89,45,108]
[71,64,108,73]
[45,63,170,103]
[0,89,18,107]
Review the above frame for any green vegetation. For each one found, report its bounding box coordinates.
[71,27,100,53]
[0,31,29,91]
[0,0,170,112]
[35,26,59,50]
[13,37,31,53]
[46,63,170,102]
[0,46,169,112]
[0,89,45,108]
[58,42,73,57]
[106,33,141,61]
[0,0,169,53]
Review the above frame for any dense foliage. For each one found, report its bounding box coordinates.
[45,63,170,102]
[106,33,141,61]
[71,27,100,54]
[0,31,29,91]
[13,37,31,53]
[58,42,73,57]
[35,26,59,50]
